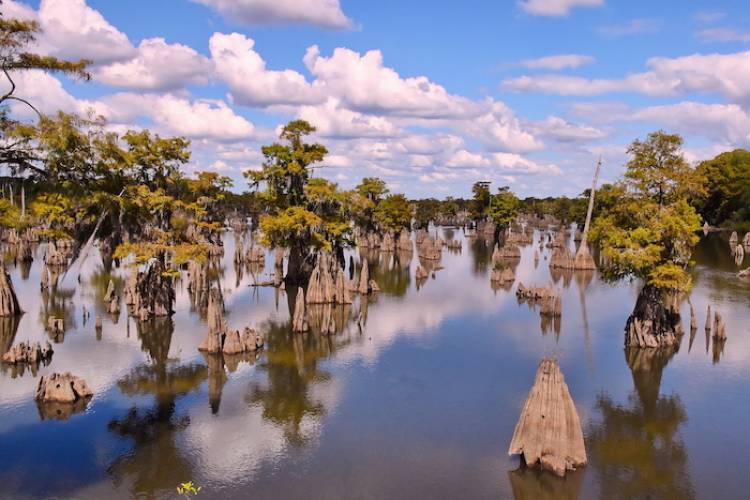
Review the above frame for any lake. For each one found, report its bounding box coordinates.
[1,228,748,499]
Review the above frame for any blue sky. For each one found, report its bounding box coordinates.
[4,0,750,198]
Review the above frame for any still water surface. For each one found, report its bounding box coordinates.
[0,228,748,499]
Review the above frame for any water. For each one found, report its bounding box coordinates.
[0,229,748,499]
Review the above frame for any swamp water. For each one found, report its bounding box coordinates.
[0,229,748,499]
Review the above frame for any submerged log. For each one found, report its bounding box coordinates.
[36,372,93,404]
[0,264,22,317]
[508,358,587,477]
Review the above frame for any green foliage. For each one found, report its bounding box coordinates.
[260,206,327,249]
[0,198,20,228]
[696,149,750,229]
[356,177,388,203]
[247,121,355,258]
[246,120,327,208]
[591,132,704,292]
[624,131,705,206]
[470,181,491,220]
[374,194,412,232]
[413,198,440,229]
[486,186,519,227]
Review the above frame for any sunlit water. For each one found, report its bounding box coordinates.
[0,228,748,499]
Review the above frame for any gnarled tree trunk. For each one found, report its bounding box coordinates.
[624,285,681,348]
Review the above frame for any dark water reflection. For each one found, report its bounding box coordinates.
[0,231,748,499]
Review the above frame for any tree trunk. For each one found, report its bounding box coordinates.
[624,285,681,348]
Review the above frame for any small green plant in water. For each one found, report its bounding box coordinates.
[176,481,202,497]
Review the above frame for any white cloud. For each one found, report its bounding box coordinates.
[296,98,401,138]
[303,45,480,119]
[37,0,136,64]
[491,152,562,174]
[572,100,750,147]
[1,70,92,118]
[445,150,491,168]
[98,94,256,141]
[696,28,750,43]
[596,18,661,37]
[533,116,607,142]
[518,0,603,17]
[192,0,352,28]
[443,149,561,175]
[521,54,595,70]
[503,51,750,105]
[210,32,320,107]
[632,102,750,146]
[0,0,37,20]
[459,102,543,152]
[95,38,213,90]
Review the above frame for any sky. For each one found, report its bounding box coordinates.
[2,0,750,198]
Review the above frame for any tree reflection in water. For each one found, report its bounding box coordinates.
[246,314,360,447]
[508,466,584,500]
[361,249,411,297]
[246,320,331,447]
[107,318,208,497]
[469,235,492,276]
[588,346,695,500]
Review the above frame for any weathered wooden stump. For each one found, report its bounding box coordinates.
[508,358,587,477]
[36,372,93,403]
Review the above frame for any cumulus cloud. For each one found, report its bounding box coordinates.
[503,51,750,105]
[443,149,560,175]
[518,0,603,17]
[0,70,92,118]
[521,54,595,70]
[37,0,136,64]
[303,45,480,119]
[631,102,750,146]
[445,150,491,168]
[459,102,543,153]
[296,98,401,138]
[192,0,352,28]
[0,0,37,20]
[210,32,321,107]
[532,116,607,142]
[97,94,256,141]
[95,38,213,90]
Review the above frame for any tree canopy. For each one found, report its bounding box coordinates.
[591,131,705,292]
